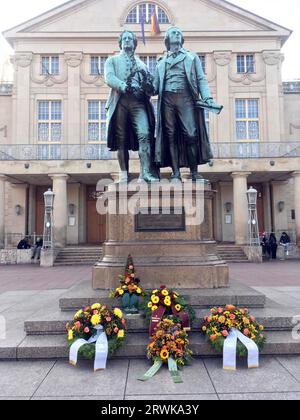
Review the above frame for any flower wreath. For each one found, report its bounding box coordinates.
[202,305,265,356]
[110,255,145,299]
[143,285,195,319]
[142,285,195,335]
[139,317,193,383]
[66,303,127,360]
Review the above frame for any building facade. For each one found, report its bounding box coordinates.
[0,0,300,248]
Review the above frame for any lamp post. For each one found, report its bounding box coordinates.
[43,189,55,249]
[247,186,260,247]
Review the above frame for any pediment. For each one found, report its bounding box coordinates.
[3,0,291,38]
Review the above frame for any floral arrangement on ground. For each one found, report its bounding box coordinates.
[147,317,193,366]
[142,285,195,322]
[66,303,127,359]
[202,305,265,356]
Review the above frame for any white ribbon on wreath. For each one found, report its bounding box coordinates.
[69,325,108,372]
[223,328,259,371]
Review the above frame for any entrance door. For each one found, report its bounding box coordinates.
[86,186,107,244]
[35,186,50,235]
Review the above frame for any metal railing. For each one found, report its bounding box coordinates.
[0,142,300,161]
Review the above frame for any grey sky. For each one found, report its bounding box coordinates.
[0,0,299,81]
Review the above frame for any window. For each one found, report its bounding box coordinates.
[237,54,255,74]
[235,99,259,141]
[91,56,108,76]
[198,55,206,74]
[87,100,111,159]
[139,55,157,74]
[37,100,62,159]
[41,56,60,75]
[126,3,169,23]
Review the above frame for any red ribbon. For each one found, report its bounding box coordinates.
[149,304,191,336]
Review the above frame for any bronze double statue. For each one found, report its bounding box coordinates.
[105,27,223,183]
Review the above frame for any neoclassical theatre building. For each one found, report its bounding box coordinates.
[0,0,300,250]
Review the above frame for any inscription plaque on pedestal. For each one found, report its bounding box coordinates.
[135,208,186,232]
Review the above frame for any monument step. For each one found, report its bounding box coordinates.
[58,281,266,311]
[24,307,297,336]
[13,330,300,360]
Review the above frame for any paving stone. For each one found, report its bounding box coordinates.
[276,356,300,382]
[125,359,215,396]
[219,392,300,400]
[204,356,300,394]
[0,360,55,397]
[34,360,129,397]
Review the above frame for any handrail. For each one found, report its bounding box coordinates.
[0,142,300,161]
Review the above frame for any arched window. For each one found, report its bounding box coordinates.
[126,3,170,24]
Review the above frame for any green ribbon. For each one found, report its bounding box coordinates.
[138,360,163,382]
[168,357,183,384]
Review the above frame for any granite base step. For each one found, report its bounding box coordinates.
[58,280,266,311]
[24,306,297,336]
[11,330,300,360]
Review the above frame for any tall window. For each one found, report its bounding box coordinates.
[91,56,108,76]
[87,100,110,159]
[139,55,157,74]
[235,99,259,141]
[38,100,62,159]
[126,3,169,23]
[41,56,60,75]
[198,55,206,74]
[237,54,255,74]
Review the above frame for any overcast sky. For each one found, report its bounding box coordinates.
[0,0,299,81]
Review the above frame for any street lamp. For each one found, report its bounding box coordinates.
[247,186,260,247]
[43,189,55,249]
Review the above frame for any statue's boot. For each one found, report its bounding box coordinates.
[139,141,160,183]
[187,140,204,182]
[116,149,129,183]
[169,143,181,182]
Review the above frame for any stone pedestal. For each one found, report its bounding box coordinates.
[93,182,229,290]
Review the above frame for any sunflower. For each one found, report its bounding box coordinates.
[161,289,169,297]
[175,304,182,312]
[160,349,169,360]
[164,297,172,306]
[151,295,160,304]
[148,302,153,309]
[152,305,158,311]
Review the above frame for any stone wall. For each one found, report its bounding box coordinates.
[0,249,31,265]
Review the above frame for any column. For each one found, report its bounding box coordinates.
[231,172,251,245]
[0,175,6,248]
[214,51,232,142]
[293,172,300,246]
[64,52,83,145]
[51,174,69,247]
